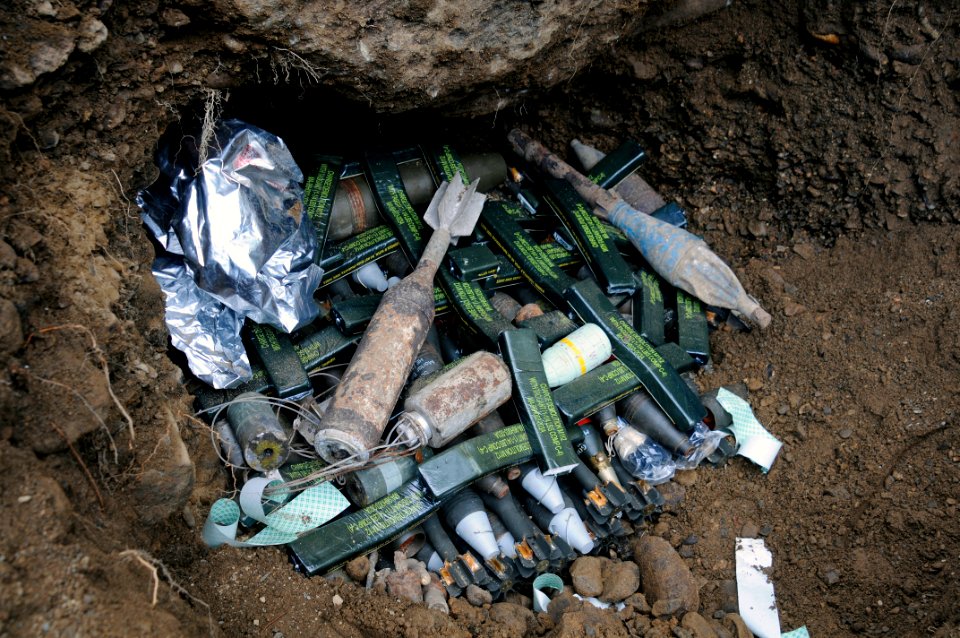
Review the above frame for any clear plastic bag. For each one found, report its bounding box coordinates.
[674,421,727,470]
[613,421,676,485]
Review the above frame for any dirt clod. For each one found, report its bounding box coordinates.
[633,536,700,613]
[600,561,640,603]
[570,556,606,598]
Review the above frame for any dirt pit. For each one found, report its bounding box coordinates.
[1,1,958,637]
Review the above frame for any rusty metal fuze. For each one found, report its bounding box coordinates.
[313,174,487,463]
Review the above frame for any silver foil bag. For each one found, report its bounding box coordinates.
[176,121,323,331]
[139,120,323,388]
[152,255,252,389]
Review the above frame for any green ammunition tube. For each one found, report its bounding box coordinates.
[584,140,648,191]
[289,477,443,576]
[563,278,706,433]
[302,155,343,259]
[343,453,424,507]
[499,329,579,475]
[292,324,359,373]
[516,310,580,348]
[479,202,577,309]
[331,295,383,336]
[319,225,400,286]
[448,244,501,283]
[365,151,512,345]
[675,289,710,364]
[654,342,697,374]
[543,178,636,295]
[244,323,311,400]
[327,152,508,242]
[551,360,641,425]
[634,269,666,346]
[417,424,534,498]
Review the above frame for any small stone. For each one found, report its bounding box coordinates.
[386,569,423,603]
[838,428,852,439]
[682,611,719,638]
[0,240,15,269]
[181,505,196,529]
[674,471,697,487]
[160,8,191,27]
[820,568,840,585]
[223,34,246,53]
[747,220,768,238]
[35,1,56,16]
[624,592,651,614]
[719,580,738,613]
[0,299,23,354]
[651,597,685,617]
[683,535,699,546]
[600,560,640,603]
[15,257,39,283]
[777,405,789,415]
[546,591,583,624]
[324,570,348,586]
[712,611,726,620]
[253,619,260,627]
[792,244,815,260]
[345,555,369,583]
[783,301,806,317]
[758,524,773,537]
[739,522,759,539]
[570,556,606,597]
[17,495,31,503]
[331,594,343,608]
[633,615,653,635]
[77,17,108,53]
[37,127,59,149]
[744,378,763,392]
[724,613,754,638]
[679,546,695,559]
[465,583,492,607]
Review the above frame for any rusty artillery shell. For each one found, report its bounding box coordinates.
[313,263,436,463]
[396,350,512,449]
[225,392,292,471]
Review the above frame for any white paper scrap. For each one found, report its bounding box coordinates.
[716,388,783,472]
[735,537,781,638]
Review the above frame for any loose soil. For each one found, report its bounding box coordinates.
[1,1,957,637]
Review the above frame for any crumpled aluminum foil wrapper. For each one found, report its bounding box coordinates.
[150,120,323,331]
[139,120,323,388]
[152,255,252,389]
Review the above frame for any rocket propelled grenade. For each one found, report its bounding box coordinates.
[313,175,487,463]
[508,129,771,329]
